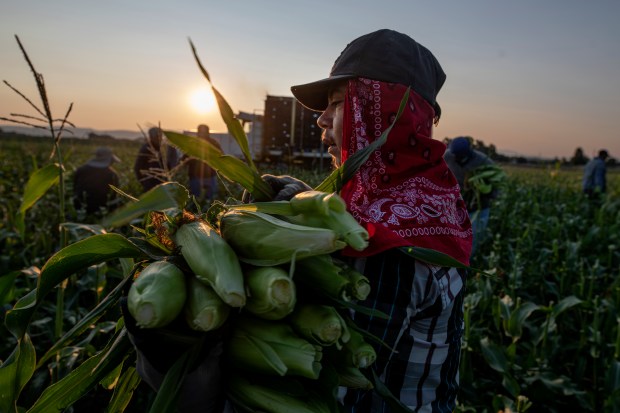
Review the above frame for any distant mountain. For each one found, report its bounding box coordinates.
[0,124,143,140]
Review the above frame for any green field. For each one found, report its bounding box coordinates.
[1,134,619,412]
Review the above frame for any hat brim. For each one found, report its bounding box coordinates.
[291,74,355,111]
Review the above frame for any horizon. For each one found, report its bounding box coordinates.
[2,1,619,160]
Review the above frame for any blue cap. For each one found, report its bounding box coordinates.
[449,137,471,157]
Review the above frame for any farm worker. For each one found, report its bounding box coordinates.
[182,124,222,202]
[287,28,472,412]
[582,149,609,200]
[72,146,120,217]
[133,126,179,192]
[444,136,498,254]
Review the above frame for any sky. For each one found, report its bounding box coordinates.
[1,0,619,160]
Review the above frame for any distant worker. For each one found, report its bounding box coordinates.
[444,136,502,254]
[73,146,120,216]
[134,127,179,192]
[582,149,609,200]
[184,124,222,202]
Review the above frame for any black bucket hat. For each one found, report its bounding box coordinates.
[291,29,446,117]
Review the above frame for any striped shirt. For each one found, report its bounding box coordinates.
[341,248,467,413]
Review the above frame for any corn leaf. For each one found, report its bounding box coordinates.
[15,163,61,238]
[102,182,189,228]
[189,38,256,170]
[164,131,274,202]
[399,246,467,268]
[148,338,206,413]
[315,88,410,193]
[37,273,133,368]
[5,234,144,339]
[226,201,295,217]
[106,367,142,413]
[25,329,133,413]
[0,334,36,413]
[367,368,415,413]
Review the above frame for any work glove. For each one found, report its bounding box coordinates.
[242,174,312,203]
[120,293,228,412]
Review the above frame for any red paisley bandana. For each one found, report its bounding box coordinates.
[339,78,472,266]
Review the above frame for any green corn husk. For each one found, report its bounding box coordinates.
[127,261,187,328]
[227,316,322,379]
[227,373,332,413]
[289,190,346,216]
[294,254,354,301]
[342,328,377,369]
[174,219,246,308]
[219,209,346,266]
[184,276,230,332]
[336,261,371,301]
[289,303,350,348]
[244,266,296,320]
[330,362,373,390]
[286,191,369,251]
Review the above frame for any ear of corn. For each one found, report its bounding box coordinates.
[342,328,377,369]
[289,303,350,348]
[227,316,322,379]
[335,260,372,301]
[286,191,369,251]
[127,261,186,328]
[219,210,346,266]
[184,276,230,332]
[244,266,296,320]
[289,190,346,216]
[294,255,354,301]
[226,373,332,413]
[174,219,246,308]
[329,362,374,390]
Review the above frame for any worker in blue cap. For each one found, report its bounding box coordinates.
[444,136,499,254]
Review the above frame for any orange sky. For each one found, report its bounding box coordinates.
[1,1,619,160]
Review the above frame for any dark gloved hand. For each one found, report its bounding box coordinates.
[120,297,228,412]
[243,174,312,203]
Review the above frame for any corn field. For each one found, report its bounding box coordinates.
[0,133,618,413]
[2,37,619,413]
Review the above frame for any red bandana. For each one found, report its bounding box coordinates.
[339,79,472,266]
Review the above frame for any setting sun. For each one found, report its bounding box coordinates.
[189,87,217,114]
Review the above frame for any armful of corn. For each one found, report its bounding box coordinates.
[125,190,381,411]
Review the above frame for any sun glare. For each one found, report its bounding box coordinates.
[189,88,216,114]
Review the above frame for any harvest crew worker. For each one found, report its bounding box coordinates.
[122,29,472,413]
[73,146,120,216]
[289,28,472,412]
[582,149,609,200]
[444,136,497,254]
[134,126,179,192]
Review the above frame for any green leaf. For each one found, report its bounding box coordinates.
[551,295,582,318]
[5,234,143,339]
[399,246,467,268]
[102,182,189,228]
[505,302,540,340]
[226,200,295,216]
[148,337,206,413]
[0,334,36,413]
[480,336,509,373]
[106,367,142,413]
[501,373,521,398]
[189,38,256,170]
[366,368,414,413]
[315,87,410,193]
[0,270,19,306]
[15,163,61,238]
[36,274,134,368]
[164,131,274,202]
[25,329,133,413]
